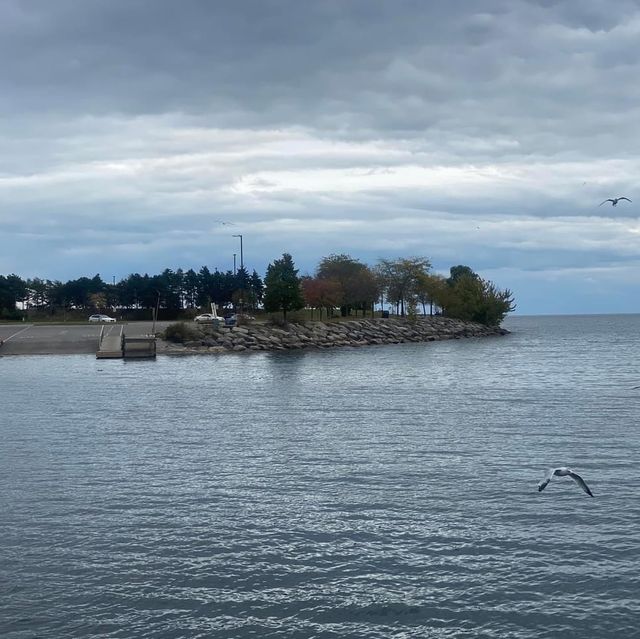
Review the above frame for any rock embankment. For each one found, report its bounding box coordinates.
[160,317,508,355]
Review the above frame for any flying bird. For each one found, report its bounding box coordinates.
[537,467,594,497]
[599,197,631,207]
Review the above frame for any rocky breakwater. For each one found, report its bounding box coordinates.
[160,316,509,355]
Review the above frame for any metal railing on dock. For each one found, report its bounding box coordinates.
[96,325,124,359]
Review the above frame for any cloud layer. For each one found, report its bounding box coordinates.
[2,0,640,313]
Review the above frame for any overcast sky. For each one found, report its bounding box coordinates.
[2,0,640,314]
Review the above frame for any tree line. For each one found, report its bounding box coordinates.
[0,253,515,326]
[0,267,263,320]
[264,254,514,326]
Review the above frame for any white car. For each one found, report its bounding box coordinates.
[89,314,116,323]
[194,313,217,323]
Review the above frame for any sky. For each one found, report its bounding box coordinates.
[2,0,640,315]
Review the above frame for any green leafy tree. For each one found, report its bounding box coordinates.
[263,253,304,320]
[479,280,516,326]
[414,272,447,316]
[377,257,432,316]
[443,266,515,326]
[448,265,478,285]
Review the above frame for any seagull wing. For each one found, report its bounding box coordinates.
[599,199,613,206]
[538,468,556,492]
[619,197,632,202]
[568,471,594,497]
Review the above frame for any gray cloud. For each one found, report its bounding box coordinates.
[1,0,640,313]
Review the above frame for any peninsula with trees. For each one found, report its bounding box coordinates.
[0,253,514,355]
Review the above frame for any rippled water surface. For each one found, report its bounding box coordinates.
[2,314,640,638]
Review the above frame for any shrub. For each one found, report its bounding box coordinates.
[162,322,202,343]
[406,299,418,323]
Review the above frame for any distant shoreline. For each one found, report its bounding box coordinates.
[0,318,508,357]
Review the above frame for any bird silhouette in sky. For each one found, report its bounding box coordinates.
[599,197,631,207]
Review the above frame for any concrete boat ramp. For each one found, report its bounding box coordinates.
[0,321,168,357]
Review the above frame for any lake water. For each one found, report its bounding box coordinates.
[1,314,640,638]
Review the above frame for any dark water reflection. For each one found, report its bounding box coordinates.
[2,315,640,637]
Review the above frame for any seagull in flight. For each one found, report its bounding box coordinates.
[538,467,594,497]
[599,197,631,207]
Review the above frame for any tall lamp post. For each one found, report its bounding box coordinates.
[232,234,243,272]
[232,234,244,314]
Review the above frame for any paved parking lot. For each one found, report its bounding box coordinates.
[0,321,172,355]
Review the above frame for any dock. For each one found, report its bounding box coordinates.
[123,335,157,359]
[97,325,156,359]
[96,325,124,358]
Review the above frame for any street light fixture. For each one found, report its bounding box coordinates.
[232,234,244,314]
[232,234,243,272]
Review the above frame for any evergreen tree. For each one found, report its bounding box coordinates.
[249,270,264,310]
[376,257,432,316]
[0,274,27,315]
[182,269,200,308]
[263,253,304,320]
